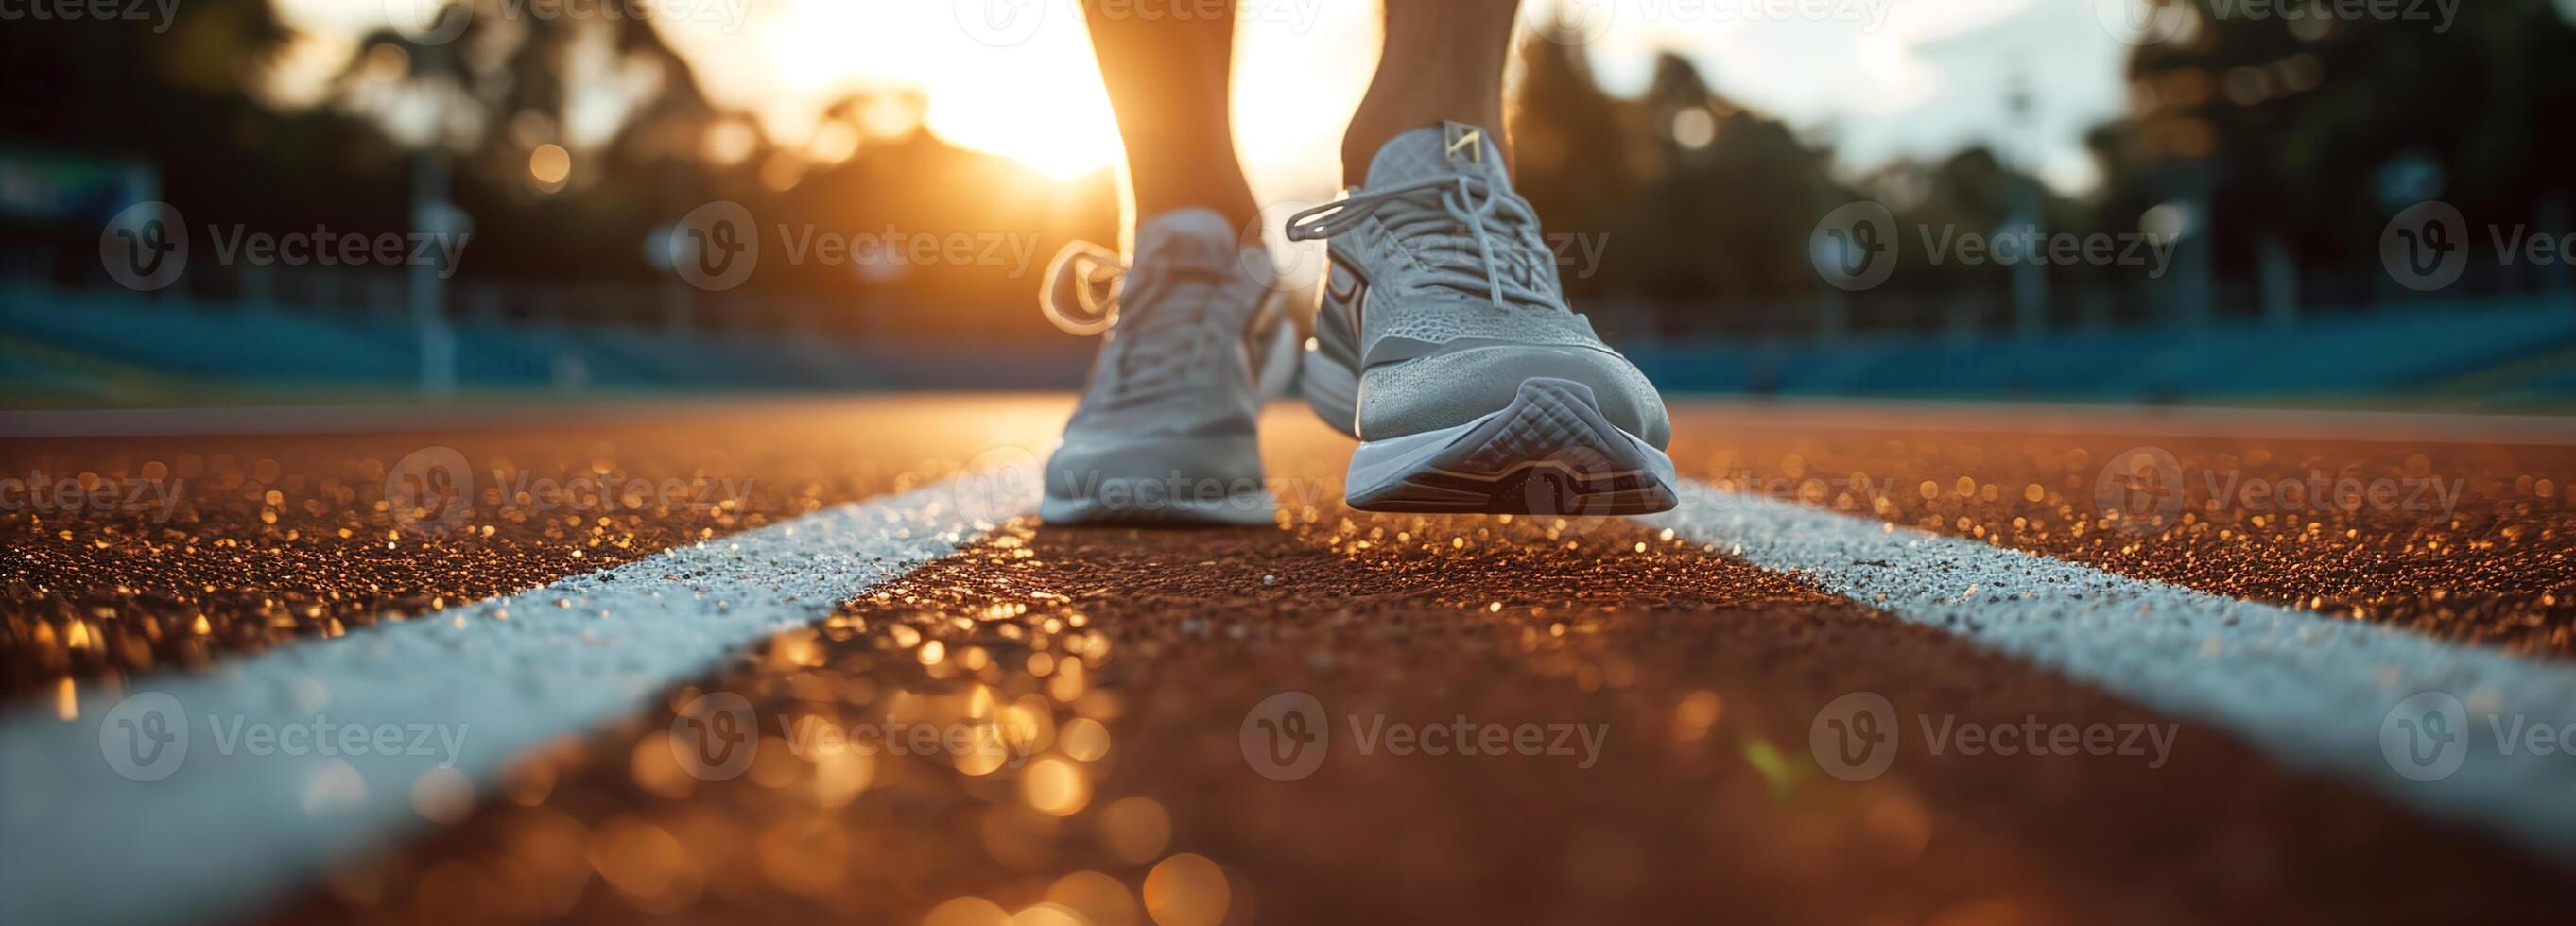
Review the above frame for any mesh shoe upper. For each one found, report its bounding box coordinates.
[1288,123,1670,447]
[1042,209,1286,503]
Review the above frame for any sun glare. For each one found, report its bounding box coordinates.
[709,1,1129,180]
[652,0,1373,195]
[275,0,2125,200]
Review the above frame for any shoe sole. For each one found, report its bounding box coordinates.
[1343,377,1678,515]
[1299,338,1361,437]
[1039,295,1298,529]
[1038,491,1278,526]
[1040,434,1279,527]
[1252,292,1303,404]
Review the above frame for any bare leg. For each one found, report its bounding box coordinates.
[1081,0,1259,237]
[1341,0,1523,182]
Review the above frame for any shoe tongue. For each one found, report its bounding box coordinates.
[1119,207,1254,335]
[1363,121,1508,187]
[1131,207,1239,268]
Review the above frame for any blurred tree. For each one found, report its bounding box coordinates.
[1509,27,1646,239]
[0,0,1115,341]
[2097,0,2576,300]
[1577,54,1845,333]
[1606,55,1838,302]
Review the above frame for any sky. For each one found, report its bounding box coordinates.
[273,0,2142,199]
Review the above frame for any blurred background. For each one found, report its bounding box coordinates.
[3,0,2572,409]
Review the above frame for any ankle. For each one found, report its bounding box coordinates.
[1125,161,1261,244]
[1130,194,1259,244]
[1346,0,1516,182]
[1341,100,1509,184]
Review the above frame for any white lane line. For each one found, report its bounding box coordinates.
[0,475,1035,926]
[1660,398,2576,446]
[1645,486,2576,860]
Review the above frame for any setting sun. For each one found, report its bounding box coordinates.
[643,1,1375,194]
[720,2,1129,180]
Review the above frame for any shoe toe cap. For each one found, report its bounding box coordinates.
[1044,432,1266,501]
[1356,345,1671,448]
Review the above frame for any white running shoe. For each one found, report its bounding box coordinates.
[1286,122,1677,515]
[1037,208,1298,525]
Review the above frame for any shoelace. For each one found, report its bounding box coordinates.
[1039,238,1236,397]
[1285,175,1566,312]
[1040,240,1126,336]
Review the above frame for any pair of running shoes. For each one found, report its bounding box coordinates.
[1037,122,1677,525]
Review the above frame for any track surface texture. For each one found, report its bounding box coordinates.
[5,397,2574,925]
